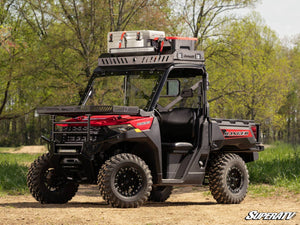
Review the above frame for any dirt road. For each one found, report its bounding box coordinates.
[0,185,299,225]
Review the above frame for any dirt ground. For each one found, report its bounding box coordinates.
[4,145,47,154]
[1,146,299,224]
[0,185,299,225]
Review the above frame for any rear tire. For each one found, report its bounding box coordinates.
[98,153,152,208]
[149,186,173,202]
[208,153,249,204]
[27,153,78,204]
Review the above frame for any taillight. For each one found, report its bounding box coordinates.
[251,125,257,140]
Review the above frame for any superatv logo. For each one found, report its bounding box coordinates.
[221,129,250,138]
[245,211,296,220]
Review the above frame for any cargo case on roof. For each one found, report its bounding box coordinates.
[107,30,165,55]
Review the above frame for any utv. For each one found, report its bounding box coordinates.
[27,30,264,208]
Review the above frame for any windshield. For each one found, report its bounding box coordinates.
[85,71,163,110]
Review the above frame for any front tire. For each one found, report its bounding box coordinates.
[27,153,79,204]
[208,153,249,204]
[98,153,152,208]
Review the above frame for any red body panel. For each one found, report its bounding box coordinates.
[57,115,154,130]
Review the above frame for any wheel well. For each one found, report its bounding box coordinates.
[236,152,258,163]
[209,150,258,163]
[101,142,159,184]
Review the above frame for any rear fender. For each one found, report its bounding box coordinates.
[238,152,259,163]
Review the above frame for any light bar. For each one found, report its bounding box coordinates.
[58,149,77,153]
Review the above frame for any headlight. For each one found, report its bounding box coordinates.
[108,124,134,133]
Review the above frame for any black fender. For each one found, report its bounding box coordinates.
[92,117,162,184]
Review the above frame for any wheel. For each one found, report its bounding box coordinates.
[98,164,110,204]
[149,186,173,202]
[208,153,249,204]
[27,153,79,204]
[98,153,152,208]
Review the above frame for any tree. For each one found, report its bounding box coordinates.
[0,0,176,146]
[179,0,257,50]
[206,15,290,142]
[108,0,148,31]
[278,35,300,143]
[0,3,53,145]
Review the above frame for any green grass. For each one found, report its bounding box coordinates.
[0,153,41,195]
[248,142,300,194]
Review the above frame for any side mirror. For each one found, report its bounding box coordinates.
[161,79,180,97]
[166,80,180,96]
[181,88,193,98]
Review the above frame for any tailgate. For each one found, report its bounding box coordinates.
[211,118,263,152]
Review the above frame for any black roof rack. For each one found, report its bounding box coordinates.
[98,50,205,68]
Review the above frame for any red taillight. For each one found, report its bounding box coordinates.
[251,126,257,140]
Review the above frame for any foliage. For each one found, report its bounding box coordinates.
[207,14,290,140]
[0,153,41,195]
[247,142,300,193]
[278,36,300,143]
[0,0,172,146]
[179,0,258,49]
[0,0,299,145]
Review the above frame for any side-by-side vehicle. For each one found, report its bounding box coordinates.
[27,30,264,208]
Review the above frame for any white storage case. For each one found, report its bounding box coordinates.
[107,30,165,55]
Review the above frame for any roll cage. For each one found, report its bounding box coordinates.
[80,63,208,116]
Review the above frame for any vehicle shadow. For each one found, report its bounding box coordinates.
[145,201,217,207]
[0,200,216,209]
[0,201,109,209]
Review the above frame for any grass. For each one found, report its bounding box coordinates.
[0,152,41,195]
[0,142,299,196]
[247,142,300,194]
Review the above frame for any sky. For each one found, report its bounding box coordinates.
[248,0,300,38]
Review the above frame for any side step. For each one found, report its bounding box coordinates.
[161,171,206,185]
[161,179,184,184]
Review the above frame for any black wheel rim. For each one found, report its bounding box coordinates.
[226,166,244,194]
[43,168,65,192]
[114,166,144,197]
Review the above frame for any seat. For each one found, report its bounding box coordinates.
[159,108,197,149]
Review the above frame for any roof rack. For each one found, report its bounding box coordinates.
[101,30,205,67]
[98,50,205,67]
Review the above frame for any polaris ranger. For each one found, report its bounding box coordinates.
[27,30,264,208]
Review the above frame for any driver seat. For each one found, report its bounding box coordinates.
[158,108,197,153]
